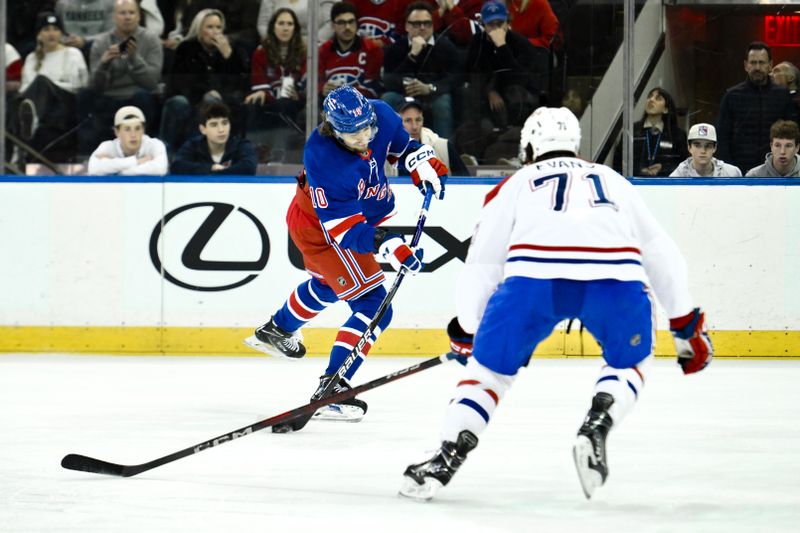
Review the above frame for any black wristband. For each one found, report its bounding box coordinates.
[373,227,388,253]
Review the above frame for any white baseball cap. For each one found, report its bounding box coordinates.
[114,106,146,127]
[688,123,716,143]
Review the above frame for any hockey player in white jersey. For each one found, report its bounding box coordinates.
[399,107,713,501]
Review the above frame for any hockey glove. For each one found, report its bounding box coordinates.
[669,308,713,375]
[405,144,448,200]
[447,317,474,365]
[375,229,424,275]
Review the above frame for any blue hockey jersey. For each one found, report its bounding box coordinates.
[302,99,418,253]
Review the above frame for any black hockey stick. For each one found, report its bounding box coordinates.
[272,187,435,433]
[61,352,458,477]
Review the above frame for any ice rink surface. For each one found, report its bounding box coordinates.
[1,354,798,533]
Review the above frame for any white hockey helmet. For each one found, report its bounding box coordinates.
[519,107,581,163]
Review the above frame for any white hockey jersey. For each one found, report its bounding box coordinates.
[457,156,694,333]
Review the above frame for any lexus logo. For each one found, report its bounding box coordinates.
[150,202,269,291]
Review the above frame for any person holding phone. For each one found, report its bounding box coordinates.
[77,0,163,154]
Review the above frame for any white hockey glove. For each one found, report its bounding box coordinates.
[405,144,448,200]
[374,229,424,275]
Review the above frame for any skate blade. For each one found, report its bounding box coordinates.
[398,476,443,501]
[243,335,302,360]
[573,435,603,499]
[312,404,364,423]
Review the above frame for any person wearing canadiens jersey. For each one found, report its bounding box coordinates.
[245,85,449,426]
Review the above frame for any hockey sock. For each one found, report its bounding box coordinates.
[323,286,393,380]
[324,311,385,379]
[273,278,338,332]
[440,358,515,442]
[592,355,652,424]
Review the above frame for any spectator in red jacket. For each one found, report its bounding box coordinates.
[244,6,307,162]
[319,2,383,99]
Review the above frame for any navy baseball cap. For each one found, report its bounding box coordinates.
[397,99,423,113]
[481,1,508,24]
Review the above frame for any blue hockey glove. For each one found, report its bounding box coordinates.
[447,317,474,365]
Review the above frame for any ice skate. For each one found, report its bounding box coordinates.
[399,430,478,501]
[243,318,306,359]
[311,374,368,422]
[573,392,614,499]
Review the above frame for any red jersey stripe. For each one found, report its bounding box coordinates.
[327,214,367,240]
[509,244,642,254]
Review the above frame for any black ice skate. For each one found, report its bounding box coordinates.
[243,318,306,359]
[311,374,368,422]
[399,430,479,501]
[573,392,615,499]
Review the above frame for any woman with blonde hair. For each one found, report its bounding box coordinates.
[160,8,250,154]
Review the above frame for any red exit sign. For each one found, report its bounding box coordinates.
[764,15,800,47]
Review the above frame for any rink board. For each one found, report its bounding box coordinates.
[0,176,799,357]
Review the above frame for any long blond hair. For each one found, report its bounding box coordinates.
[185,8,225,41]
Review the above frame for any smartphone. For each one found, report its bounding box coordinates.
[118,36,133,53]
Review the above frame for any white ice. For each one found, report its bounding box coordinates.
[1,355,798,532]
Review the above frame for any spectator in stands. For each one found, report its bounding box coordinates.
[13,12,88,158]
[456,0,539,161]
[8,1,55,59]
[78,0,163,154]
[5,43,24,163]
[382,1,460,138]
[171,102,257,174]
[55,0,115,58]
[163,0,260,53]
[244,7,307,162]
[88,105,168,174]
[318,2,383,99]
[716,42,799,175]
[139,0,165,37]
[436,0,481,48]
[160,8,250,154]
[257,0,336,43]
[464,1,539,129]
[772,61,800,113]
[387,99,469,176]
[670,123,741,177]
[506,0,557,94]
[346,0,410,48]
[561,87,584,118]
[745,119,800,177]
[5,43,23,95]
[614,87,687,177]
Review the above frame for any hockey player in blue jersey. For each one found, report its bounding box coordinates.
[399,107,713,500]
[245,85,449,426]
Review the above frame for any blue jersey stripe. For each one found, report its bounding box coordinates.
[596,375,619,384]
[458,398,490,423]
[507,257,643,266]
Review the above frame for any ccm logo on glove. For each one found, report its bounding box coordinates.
[405,145,448,200]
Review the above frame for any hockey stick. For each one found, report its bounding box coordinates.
[61,352,459,477]
[272,187,435,433]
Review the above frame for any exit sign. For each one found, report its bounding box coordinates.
[764,15,800,47]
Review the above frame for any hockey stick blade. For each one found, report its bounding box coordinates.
[60,353,452,477]
[61,454,129,477]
